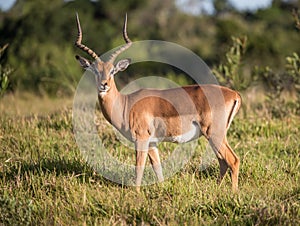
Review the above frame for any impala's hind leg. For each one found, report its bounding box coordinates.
[217,158,228,185]
[224,139,240,191]
[148,144,163,182]
[210,138,240,191]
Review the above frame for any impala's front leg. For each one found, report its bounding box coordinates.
[135,141,148,192]
[148,144,164,183]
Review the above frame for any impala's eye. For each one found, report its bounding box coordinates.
[103,82,108,87]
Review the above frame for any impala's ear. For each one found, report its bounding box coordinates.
[115,58,131,72]
[75,55,91,69]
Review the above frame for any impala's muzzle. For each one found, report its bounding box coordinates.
[99,83,110,93]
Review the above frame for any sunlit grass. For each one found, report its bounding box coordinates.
[0,97,299,225]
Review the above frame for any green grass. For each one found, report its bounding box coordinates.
[0,98,299,225]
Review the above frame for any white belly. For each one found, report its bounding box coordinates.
[150,121,201,144]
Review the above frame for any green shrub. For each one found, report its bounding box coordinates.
[212,36,251,91]
[0,44,12,97]
[252,53,300,118]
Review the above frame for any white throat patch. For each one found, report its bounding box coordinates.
[99,90,108,97]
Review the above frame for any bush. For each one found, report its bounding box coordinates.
[252,52,300,118]
[212,36,251,91]
[0,44,12,98]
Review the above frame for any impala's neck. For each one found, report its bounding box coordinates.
[98,78,127,131]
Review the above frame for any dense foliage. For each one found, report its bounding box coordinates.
[0,0,299,97]
[0,44,11,97]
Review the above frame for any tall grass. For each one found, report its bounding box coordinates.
[0,104,299,225]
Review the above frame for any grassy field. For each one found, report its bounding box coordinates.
[0,95,299,225]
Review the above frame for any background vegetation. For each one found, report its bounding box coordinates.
[0,0,299,99]
[0,0,299,225]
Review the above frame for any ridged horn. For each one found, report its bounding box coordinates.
[75,13,100,60]
[109,13,132,63]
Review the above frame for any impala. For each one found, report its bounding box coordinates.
[74,14,242,191]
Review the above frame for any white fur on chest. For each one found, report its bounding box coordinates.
[99,91,108,98]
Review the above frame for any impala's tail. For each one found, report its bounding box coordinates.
[227,93,242,129]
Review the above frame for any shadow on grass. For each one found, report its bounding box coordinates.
[1,155,225,190]
[182,155,219,178]
[0,157,122,188]
[195,165,219,180]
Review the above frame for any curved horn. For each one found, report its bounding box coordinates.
[75,13,100,60]
[109,13,132,63]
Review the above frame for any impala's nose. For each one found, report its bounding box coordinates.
[99,82,109,92]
